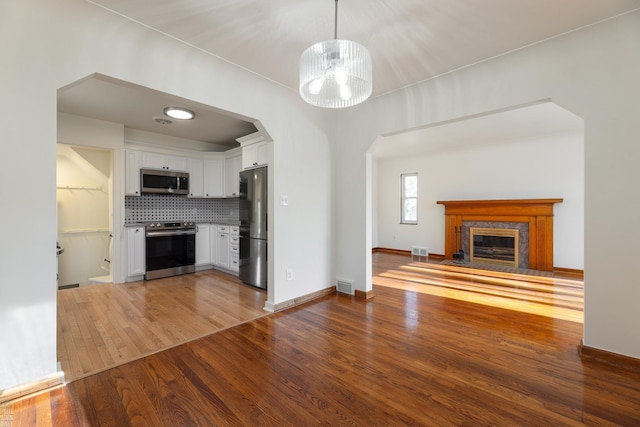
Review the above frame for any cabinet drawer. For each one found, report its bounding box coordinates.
[230,244,239,254]
[230,226,239,235]
[230,255,239,271]
[230,235,240,245]
[217,225,229,233]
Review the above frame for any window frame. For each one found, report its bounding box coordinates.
[400,173,418,225]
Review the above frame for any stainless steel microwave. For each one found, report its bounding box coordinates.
[140,168,189,195]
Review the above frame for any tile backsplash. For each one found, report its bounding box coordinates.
[125,195,239,224]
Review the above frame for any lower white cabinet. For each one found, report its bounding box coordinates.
[126,226,145,278]
[195,223,238,273]
[229,226,239,273]
[216,226,230,269]
[195,224,210,266]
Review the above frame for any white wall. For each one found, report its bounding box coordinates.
[375,131,584,269]
[330,11,640,358]
[0,0,330,390]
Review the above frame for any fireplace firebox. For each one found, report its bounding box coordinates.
[470,227,518,267]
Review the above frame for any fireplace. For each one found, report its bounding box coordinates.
[470,227,518,267]
[436,199,563,271]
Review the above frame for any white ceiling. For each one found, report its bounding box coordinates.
[58,1,636,150]
[57,75,258,150]
[373,102,584,159]
[88,0,640,96]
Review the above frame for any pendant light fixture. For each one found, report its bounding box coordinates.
[299,0,372,108]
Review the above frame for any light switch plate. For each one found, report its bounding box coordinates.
[280,195,289,206]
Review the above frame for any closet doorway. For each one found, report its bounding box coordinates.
[56,144,113,288]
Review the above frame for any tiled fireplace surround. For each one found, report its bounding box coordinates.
[462,221,529,269]
[125,194,240,224]
[437,199,563,271]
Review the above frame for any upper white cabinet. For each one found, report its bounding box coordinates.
[203,158,224,198]
[186,158,204,198]
[125,149,142,196]
[125,146,240,199]
[225,155,242,197]
[241,141,268,170]
[142,152,187,171]
[238,132,269,170]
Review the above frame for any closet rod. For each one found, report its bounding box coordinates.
[56,185,103,191]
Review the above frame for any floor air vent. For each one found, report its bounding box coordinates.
[336,278,354,295]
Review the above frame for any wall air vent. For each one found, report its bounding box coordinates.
[411,246,429,257]
[336,278,355,295]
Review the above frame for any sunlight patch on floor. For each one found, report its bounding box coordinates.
[374,264,583,323]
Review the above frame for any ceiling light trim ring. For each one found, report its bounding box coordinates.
[164,106,195,120]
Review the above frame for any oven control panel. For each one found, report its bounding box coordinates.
[146,221,195,230]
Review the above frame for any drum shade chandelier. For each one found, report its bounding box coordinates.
[299,0,372,108]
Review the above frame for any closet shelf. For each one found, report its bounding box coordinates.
[56,185,103,191]
[59,228,110,235]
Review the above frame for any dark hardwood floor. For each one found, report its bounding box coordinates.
[3,253,640,425]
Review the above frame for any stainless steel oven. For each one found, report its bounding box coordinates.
[145,221,196,280]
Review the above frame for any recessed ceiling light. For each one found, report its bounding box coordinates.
[164,107,195,120]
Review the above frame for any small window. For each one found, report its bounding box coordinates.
[401,173,418,224]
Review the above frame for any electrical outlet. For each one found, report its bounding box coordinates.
[286,269,293,281]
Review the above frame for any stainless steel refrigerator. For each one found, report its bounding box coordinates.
[239,166,268,289]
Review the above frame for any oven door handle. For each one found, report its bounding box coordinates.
[145,230,196,237]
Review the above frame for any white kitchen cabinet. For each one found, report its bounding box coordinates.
[125,226,145,278]
[209,224,219,265]
[225,155,242,197]
[203,158,224,198]
[241,141,268,170]
[142,152,187,171]
[215,225,230,269]
[237,132,269,170]
[229,227,240,273]
[187,158,204,198]
[125,149,142,196]
[195,223,210,266]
